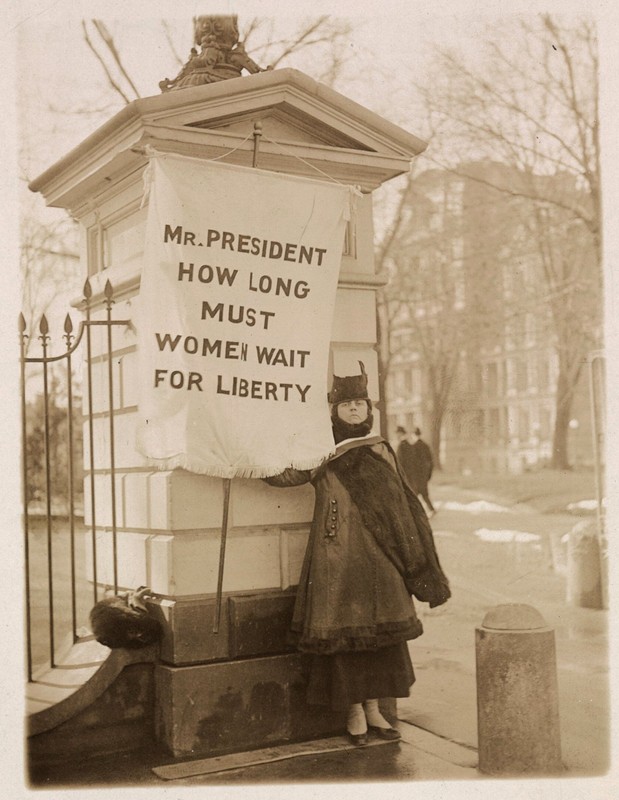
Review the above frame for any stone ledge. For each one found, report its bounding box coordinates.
[158,590,297,665]
[27,638,158,737]
[155,652,346,758]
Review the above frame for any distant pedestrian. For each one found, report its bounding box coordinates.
[396,426,435,516]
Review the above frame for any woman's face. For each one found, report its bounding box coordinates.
[336,399,369,425]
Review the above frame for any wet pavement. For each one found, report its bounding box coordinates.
[402,483,609,777]
[29,725,478,788]
[27,481,612,790]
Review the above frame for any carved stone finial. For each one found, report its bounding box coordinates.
[159,15,269,92]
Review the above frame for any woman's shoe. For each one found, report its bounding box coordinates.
[367,725,401,741]
[347,731,369,747]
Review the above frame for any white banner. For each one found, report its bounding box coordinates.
[136,153,354,478]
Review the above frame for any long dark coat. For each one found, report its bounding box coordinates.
[398,438,434,494]
[266,434,450,655]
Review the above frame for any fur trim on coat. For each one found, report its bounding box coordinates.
[267,436,450,654]
[330,441,450,608]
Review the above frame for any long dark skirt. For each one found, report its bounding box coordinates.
[305,642,415,710]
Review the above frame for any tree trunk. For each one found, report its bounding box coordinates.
[429,406,443,471]
[550,369,574,470]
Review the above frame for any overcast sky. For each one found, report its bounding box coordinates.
[14,6,487,175]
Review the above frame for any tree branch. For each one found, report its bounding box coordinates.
[81,20,132,104]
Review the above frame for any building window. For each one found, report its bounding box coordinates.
[525,313,536,346]
[538,356,549,391]
[403,369,413,395]
[488,408,501,443]
[539,408,552,439]
[486,363,499,397]
[519,408,530,440]
[516,360,528,393]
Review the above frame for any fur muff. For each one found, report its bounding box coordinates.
[329,442,451,608]
[89,586,162,649]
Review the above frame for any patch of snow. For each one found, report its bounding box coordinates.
[473,528,541,544]
[436,500,511,514]
[566,498,605,512]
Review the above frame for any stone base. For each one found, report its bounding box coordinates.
[28,663,155,766]
[156,590,297,665]
[153,589,397,758]
[155,653,346,757]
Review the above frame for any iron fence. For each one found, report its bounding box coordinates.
[20,278,129,681]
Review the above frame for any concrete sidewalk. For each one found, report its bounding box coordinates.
[401,481,610,778]
[28,720,479,788]
[27,480,611,790]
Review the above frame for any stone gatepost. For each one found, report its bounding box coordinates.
[30,66,425,757]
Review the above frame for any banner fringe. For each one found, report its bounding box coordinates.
[143,452,333,480]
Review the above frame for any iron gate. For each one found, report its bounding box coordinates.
[20,278,129,681]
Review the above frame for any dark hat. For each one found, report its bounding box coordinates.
[396,425,407,434]
[414,427,422,436]
[328,361,369,405]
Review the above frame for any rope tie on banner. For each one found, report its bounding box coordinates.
[133,133,255,163]
[133,133,362,194]
[205,130,255,161]
[260,133,359,190]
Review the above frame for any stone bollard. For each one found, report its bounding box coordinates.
[476,604,563,776]
[566,520,603,609]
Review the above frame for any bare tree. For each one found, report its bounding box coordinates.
[81,16,358,105]
[408,14,601,469]
[374,170,419,437]
[19,195,80,355]
[22,15,361,333]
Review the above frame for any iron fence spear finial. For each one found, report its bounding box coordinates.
[64,313,74,349]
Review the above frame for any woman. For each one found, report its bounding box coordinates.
[266,363,451,746]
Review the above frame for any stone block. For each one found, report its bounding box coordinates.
[158,590,296,665]
[83,473,119,527]
[348,194,375,273]
[118,348,139,408]
[102,204,147,273]
[148,534,175,595]
[83,528,150,589]
[85,358,121,415]
[147,472,173,530]
[167,470,225,530]
[113,411,151,470]
[147,529,283,596]
[331,288,376,343]
[83,411,149,472]
[84,298,136,358]
[228,592,296,658]
[155,654,344,757]
[158,597,232,665]
[82,417,109,472]
[121,471,153,530]
[231,478,314,527]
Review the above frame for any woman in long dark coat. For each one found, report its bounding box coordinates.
[266,363,450,745]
